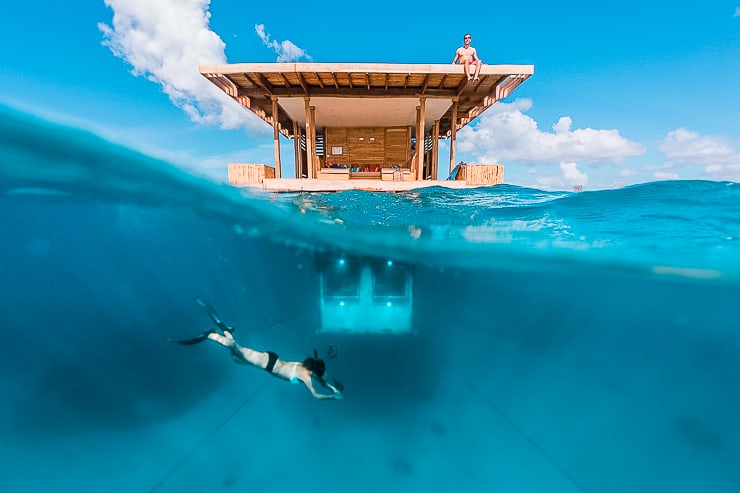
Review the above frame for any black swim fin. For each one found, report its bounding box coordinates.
[194,296,235,334]
[168,330,212,346]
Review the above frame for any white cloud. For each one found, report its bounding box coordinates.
[535,162,588,191]
[734,7,740,18]
[658,128,740,181]
[654,171,680,180]
[658,128,736,163]
[99,0,260,130]
[255,24,312,62]
[458,99,645,165]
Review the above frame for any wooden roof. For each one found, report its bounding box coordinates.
[199,63,534,138]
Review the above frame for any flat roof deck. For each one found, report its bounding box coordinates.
[200,62,534,137]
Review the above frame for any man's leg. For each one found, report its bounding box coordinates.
[473,60,481,80]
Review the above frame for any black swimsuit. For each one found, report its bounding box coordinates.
[265,351,279,373]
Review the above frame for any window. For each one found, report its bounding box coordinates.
[322,257,360,298]
[372,260,410,299]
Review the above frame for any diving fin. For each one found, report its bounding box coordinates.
[194,296,235,334]
[168,330,212,346]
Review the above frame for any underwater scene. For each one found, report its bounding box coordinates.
[1,104,740,492]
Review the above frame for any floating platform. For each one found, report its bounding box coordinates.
[228,163,504,192]
[202,62,532,192]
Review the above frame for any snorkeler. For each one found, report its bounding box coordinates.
[169,297,343,401]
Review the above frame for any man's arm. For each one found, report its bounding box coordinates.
[452,49,460,64]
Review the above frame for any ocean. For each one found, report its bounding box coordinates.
[1,103,739,493]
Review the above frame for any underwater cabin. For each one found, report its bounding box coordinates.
[199,61,534,334]
[200,62,534,192]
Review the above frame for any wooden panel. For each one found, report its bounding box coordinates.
[318,168,350,180]
[325,128,349,165]
[457,164,504,185]
[324,126,413,170]
[385,127,410,167]
[381,168,413,181]
[348,127,384,167]
[227,163,275,185]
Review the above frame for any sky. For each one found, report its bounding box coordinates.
[1,1,738,190]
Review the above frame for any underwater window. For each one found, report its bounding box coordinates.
[372,260,410,299]
[322,257,361,298]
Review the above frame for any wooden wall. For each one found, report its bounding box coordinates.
[457,164,504,185]
[228,163,275,185]
[325,126,411,168]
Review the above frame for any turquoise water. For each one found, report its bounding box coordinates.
[1,103,739,492]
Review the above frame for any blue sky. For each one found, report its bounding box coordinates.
[1,1,738,190]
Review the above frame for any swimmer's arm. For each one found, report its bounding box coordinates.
[305,379,343,400]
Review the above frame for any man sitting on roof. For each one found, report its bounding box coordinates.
[452,33,482,81]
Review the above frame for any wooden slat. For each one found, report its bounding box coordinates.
[348,128,384,166]
[385,127,410,167]
[457,164,504,185]
[325,127,350,165]
[296,72,309,94]
[227,163,275,185]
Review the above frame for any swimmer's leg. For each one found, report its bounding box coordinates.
[194,296,235,333]
[169,328,236,348]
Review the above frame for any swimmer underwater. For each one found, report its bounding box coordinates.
[170,297,344,400]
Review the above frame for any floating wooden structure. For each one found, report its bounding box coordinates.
[200,62,533,192]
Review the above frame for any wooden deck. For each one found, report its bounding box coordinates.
[228,163,503,192]
[239,178,473,193]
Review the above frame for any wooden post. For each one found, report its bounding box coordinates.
[432,119,440,180]
[304,97,314,179]
[449,99,458,174]
[310,106,317,179]
[292,120,301,179]
[271,97,282,178]
[416,97,426,181]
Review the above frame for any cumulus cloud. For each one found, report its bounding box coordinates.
[99,0,260,130]
[658,128,740,181]
[734,7,740,17]
[255,24,312,62]
[658,128,736,163]
[654,171,680,180]
[458,99,645,164]
[535,162,588,191]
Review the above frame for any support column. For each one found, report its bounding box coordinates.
[415,97,426,181]
[304,97,314,179]
[310,106,317,179]
[292,120,301,179]
[449,99,458,174]
[432,119,440,180]
[271,97,282,178]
